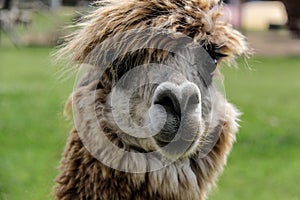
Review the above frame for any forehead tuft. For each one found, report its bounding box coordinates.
[58,0,250,66]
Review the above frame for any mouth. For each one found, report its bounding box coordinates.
[155,136,200,158]
[153,111,202,158]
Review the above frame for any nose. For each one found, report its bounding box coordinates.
[151,81,201,147]
[153,82,201,115]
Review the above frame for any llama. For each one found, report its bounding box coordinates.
[54,0,250,199]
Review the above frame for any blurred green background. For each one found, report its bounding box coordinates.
[1,4,300,200]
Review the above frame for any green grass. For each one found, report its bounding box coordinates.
[211,57,300,200]
[0,47,300,199]
[0,47,73,200]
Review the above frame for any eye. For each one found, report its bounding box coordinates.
[201,42,228,64]
[209,51,228,65]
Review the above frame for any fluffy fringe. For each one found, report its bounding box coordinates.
[57,0,251,67]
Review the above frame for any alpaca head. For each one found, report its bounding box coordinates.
[105,34,218,160]
[61,0,250,173]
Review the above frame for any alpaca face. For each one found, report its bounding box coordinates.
[70,26,234,172]
[100,36,222,161]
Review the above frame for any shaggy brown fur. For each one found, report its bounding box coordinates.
[54,0,250,199]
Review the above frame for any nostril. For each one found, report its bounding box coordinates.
[152,90,181,146]
[153,90,181,116]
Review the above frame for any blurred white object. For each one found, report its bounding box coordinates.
[241,1,287,30]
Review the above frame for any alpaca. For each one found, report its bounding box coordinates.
[54,0,250,199]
